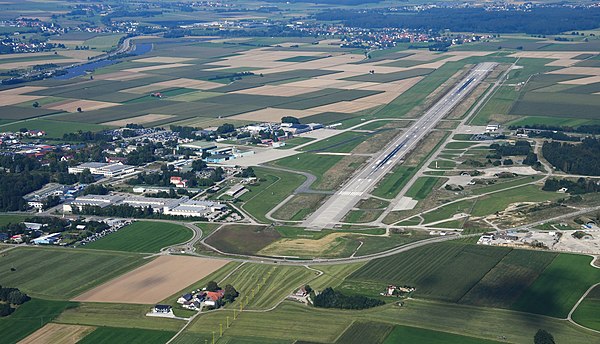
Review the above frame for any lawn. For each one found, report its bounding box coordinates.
[82,221,192,253]
[571,285,600,331]
[383,324,503,344]
[512,254,600,318]
[78,326,175,344]
[0,298,76,344]
[239,167,306,223]
[271,153,341,186]
[276,137,314,149]
[470,184,563,217]
[205,225,281,255]
[0,247,146,299]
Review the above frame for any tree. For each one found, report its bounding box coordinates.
[206,281,219,292]
[76,107,83,113]
[281,116,300,124]
[534,329,555,344]
[216,123,235,135]
[223,284,239,302]
[191,159,207,172]
[240,167,255,178]
[32,101,39,108]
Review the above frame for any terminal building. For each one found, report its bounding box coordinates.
[68,162,136,178]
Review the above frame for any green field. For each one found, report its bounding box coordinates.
[300,131,367,153]
[56,302,183,331]
[78,326,175,344]
[239,167,306,223]
[405,177,440,200]
[372,166,416,199]
[82,221,192,253]
[512,254,600,318]
[383,324,503,344]
[335,321,393,344]
[0,247,146,299]
[271,153,341,187]
[0,299,75,344]
[0,118,111,138]
[571,285,600,331]
[220,264,316,310]
[205,225,281,255]
[469,85,519,125]
[0,214,27,226]
[343,242,511,302]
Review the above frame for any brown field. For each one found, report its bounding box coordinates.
[94,71,151,81]
[309,101,380,114]
[234,85,320,96]
[560,75,600,85]
[46,99,120,113]
[0,86,46,95]
[122,78,221,94]
[0,94,44,106]
[548,67,600,75]
[58,50,103,60]
[231,107,322,121]
[132,56,196,64]
[72,256,228,304]
[123,63,194,73]
[0,59,78,70]
[272,193,327,221]
[103,114,176,126]
[19,323,95,344]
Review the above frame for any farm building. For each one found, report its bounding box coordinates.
[153,305,172,314]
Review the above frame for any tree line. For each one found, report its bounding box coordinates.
[542,138,600,176]
[313,287,384,310]
[0,286,30,317]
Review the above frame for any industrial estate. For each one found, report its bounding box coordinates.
[1,0,600,343]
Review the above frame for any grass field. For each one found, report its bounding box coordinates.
[372,166,416,199]
[56,302,183,331]
[300,131,367,153]
[571,285,600,331]
[82,221,192,253]
[511,254,600,318]
[383,324,503,344]
[78,326,175,344]
[0,299,75,344]
[205,225,281,255]
[0,247,146,299]
[469,85,519,125]
[0,118,111,138]
[239,167,306,223]
[271,153,341,187]
[0,214,27,226]
[405,177,440,200]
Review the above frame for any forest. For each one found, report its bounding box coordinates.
[542,138,600,176]
[315,7,600,35]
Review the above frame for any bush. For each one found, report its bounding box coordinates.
[313,287,384,310]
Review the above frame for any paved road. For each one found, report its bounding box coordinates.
[303,62,497,229]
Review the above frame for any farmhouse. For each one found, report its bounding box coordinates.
[204,290,225,307]
[152,305,172,314]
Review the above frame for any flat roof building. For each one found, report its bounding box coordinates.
[68,162,135,178]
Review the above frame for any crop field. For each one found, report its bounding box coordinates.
[571,285,600,331]
[383,325,503,344]
[82,221,192,253]
[0,247,146,299]
[55,302,183,332]
[0,299,75,344]
[511,254,600,318]
[238,167,306,223]
[73,256,228,304]
[78,327,175,344]
[335,322,394,344]
[205,225,281,255]
[459,249,557,308]
[259,232,360,258]
[343,68,434,83]
[220,264,316,310]
[343,242,511,302]
[19,323,94,344]
[509,92,600,119]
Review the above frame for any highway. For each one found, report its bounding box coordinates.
[303,62,497,229]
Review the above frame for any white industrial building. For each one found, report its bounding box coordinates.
[68,162,136,178]
[63,194,228,220]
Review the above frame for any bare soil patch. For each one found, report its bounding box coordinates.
[0,86,46,95]
[19,323,94,344]
[0,94,44,106]
[72,255,228,304]
[259,232,356,258]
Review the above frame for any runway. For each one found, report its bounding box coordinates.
[303,62,497,229]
